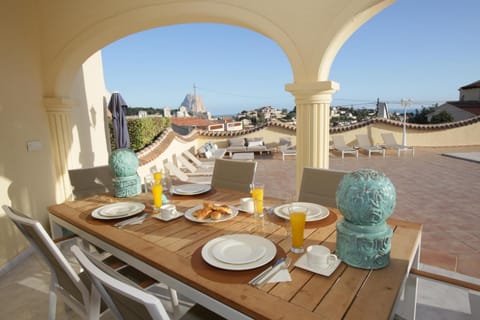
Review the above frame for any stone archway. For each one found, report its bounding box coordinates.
[41,0,396,199]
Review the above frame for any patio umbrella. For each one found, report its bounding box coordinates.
[108,92,131,149]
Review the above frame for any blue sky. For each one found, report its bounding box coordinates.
[102,0,479,115]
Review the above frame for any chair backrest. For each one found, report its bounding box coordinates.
[211,159,257,193]
[71,245,170,320]
[3,205,89,306]
[356,134,373,147]
[298,168,349,208]
[68,165,113,199]
[381,133,398,145]
[332,135,347,148]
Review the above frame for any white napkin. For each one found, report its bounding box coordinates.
[267,269,292,283]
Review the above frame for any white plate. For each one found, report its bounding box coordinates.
[92,202,145,220]
[273,202,329,222]
[172,184,211,195]
[184,205,238,223]
[294,253,341,277]
[201,234,277,270]
[211,235,267,264]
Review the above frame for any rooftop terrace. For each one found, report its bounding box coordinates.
[255,145,480,279]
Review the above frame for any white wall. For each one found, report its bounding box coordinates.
[0,0,57,265]
[69,51,110,169]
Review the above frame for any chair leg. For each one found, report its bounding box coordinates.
[169,287,179,314]
[48,283,57,320]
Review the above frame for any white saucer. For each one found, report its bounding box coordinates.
[294,254,341,277]
[152,210,184,222]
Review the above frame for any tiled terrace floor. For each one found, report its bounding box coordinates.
[255,145,480,279]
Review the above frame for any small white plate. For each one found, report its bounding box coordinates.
[184,205,238,223]
[152,210,184,222]
[172,184,211,195]
[273,202,329,222]
[201,234,276,270]
[92,202,145,220]
[294,254,341,277]
[212,236,267,264]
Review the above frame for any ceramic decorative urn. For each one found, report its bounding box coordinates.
[335,168,396,269]
[108,148,141,197]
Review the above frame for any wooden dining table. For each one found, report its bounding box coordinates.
[48,187,422,320]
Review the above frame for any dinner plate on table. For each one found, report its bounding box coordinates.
[201,234,277,270]
[172,184,211,195]
[184,205,238,223]
[91,202,145,220]
[273,202,329,222]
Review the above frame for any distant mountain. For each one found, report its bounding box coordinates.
[180,94,206,114]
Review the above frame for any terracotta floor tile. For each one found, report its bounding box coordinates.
[420,248,457,272]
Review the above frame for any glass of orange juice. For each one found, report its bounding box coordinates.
[289,205,307,253]
[250,183,264,218]
[152,172,163,210]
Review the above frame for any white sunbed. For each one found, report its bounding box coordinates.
[356,134,385,158]
[381,133,415,157]
[332,135,358,159]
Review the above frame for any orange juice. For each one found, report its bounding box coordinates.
[251,186,264,215]
[152,172,163,209]
[290,212,306,250]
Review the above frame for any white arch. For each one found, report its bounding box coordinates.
[44,0,395,98]
[47,1,301,97]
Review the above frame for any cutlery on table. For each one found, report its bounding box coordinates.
[249,257,288,286]
[114,213,148,228]
[254,258,291,287]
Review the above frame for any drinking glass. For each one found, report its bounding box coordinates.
[289,205,307,253]
[152,172,163,211]
[250,183,264,218]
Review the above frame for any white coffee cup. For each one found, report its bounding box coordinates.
[239,197,254,213]
[306,245,338,269]
[160,204,176,219]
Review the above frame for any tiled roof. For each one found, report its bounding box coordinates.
[460,80,480,90]
[170,117,216,128]
[446,101,480,115]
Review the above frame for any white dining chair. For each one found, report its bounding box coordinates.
[298,168,350,208]
[4,205,105,320]
[211,159,257,193]
[71,245,224,320]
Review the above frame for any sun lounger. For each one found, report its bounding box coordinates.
[182,149,215,168]
[381,133,415,157]
[176,154,213,176]
[163,162,212,185]
[356,134,385,158]
[332,135,358,159]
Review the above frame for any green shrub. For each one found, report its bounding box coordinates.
[110,116,170,152]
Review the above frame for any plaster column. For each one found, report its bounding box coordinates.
[285,81,339,190]
[44,97,74,202]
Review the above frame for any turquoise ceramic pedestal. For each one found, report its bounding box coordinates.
[335,169,396,269]
[109,148,141,198]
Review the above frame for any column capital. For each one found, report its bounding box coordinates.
[285,81,339,104]
[44,96,73,112]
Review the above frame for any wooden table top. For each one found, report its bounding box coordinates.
[48,188,422,320]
